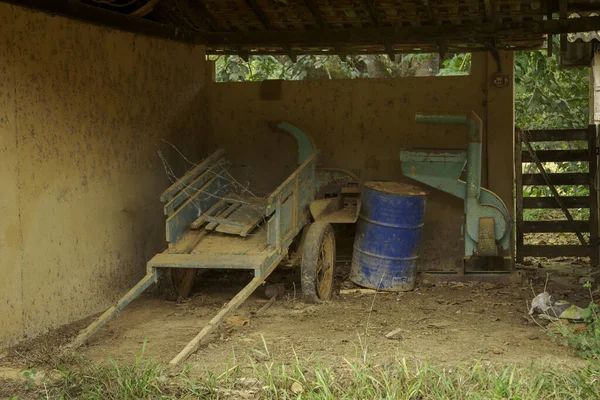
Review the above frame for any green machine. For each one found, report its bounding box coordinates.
[400,112,513,273]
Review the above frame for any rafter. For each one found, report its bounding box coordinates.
[196,17,600,46]
[304,0,327,28]
[6,0,600,55]
[245,0,273,29]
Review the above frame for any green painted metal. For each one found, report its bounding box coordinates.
[275,121,315,164]
[401,112,511,258]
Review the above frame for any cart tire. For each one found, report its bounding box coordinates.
[301,222,336,303]
[159,268,196,302]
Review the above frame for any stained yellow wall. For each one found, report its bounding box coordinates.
[204,52,515,270]
[0,4,208,347]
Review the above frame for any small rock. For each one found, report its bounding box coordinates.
[528,334,539,340]
[385,328,404,340]
[291,382,303,394]
[491,348,505,355]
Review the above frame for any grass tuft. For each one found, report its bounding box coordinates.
[6,341,600,399]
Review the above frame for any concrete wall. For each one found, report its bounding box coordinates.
[0,4,208,347]
[204,52,514,270]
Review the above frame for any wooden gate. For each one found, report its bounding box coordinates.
[515,126,599,265]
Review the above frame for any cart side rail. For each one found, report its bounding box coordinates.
[266,150,320,253]
[162,149,230,245]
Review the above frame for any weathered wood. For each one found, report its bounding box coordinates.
[521,149,589,162]
[269,151,320,205]
[515,129,524,263]
[165,170,227,244]
[522,173,590,185]
[255,295,276,315]
[167,230,208,255]
[303,0,327,28]
[189,199,227,230]
[63,273,157,352]
[522,196,590,209]
[205,203,241,231]
[169,255,283,365]
[522,129,588,142]
[522,245,592,258]
[589,125,599,266]
[160,149,225,202]
[522,220,590,233]
[215,204,264,236]
[163,160,226,215]
[522,135,588,246]
[148,253,267,270]
[192,16,600,46]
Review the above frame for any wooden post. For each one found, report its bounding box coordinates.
[589,125,599,266]
[515,128,524,263]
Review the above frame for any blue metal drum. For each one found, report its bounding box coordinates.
[350,181,428,291]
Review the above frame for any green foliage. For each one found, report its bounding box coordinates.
[515,42,589,130]
[437,53,472,76]
[23,353,600,400]
[551,284,600,361]
[212,52,470,81]
[22,368,37,391]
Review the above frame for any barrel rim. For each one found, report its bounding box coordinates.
[363,181,428,196]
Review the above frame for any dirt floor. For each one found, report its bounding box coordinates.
[1,258,595,381]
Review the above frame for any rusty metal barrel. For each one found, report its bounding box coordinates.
[350,181,428,291]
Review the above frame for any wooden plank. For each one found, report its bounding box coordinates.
[205,203,241,231]
[163,160,226,215]
[515,129,524,263]
[168,251,283,366]
[268,151,320,206]
[165,171,227,244]
[190,199,227,230]
[522,136,588,246]
[160,149,225,202]
[522,173,590,185]
[522,220,590,233]
[589,125,599,266]
[522,245,592,258]
[303,0,327,28]
[14,1,600,50]
[523,129,588,142]
[147,253,267,270]
[521,150,589,162]
[215,204,265,236]
[523,196,590,209]
[191,16,600,46]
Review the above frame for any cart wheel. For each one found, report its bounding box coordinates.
[159,268,196,302]
[301,222,336,303]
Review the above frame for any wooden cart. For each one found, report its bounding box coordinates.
[63,122,336,365]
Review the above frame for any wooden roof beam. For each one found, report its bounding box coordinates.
[304,0,327,29]
[363,1,396,61]
[243,0,296,61]
[196,16,600,46]
[245,0,273,30]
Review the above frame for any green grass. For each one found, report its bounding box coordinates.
[7,350,600,399]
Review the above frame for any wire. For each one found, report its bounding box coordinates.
[92,0,139,8]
